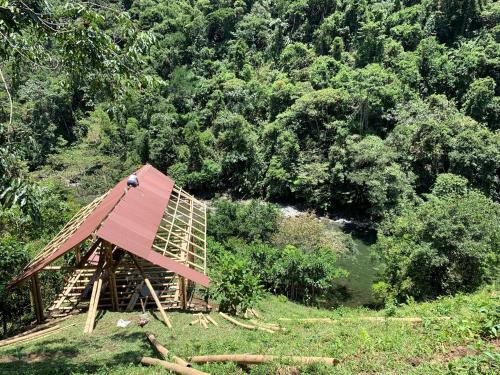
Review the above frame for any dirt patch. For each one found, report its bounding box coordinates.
[0,351,76,364]
[434,339,499,363]
[276,366,300,375]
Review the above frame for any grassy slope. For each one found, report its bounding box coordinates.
[0,289,498,374]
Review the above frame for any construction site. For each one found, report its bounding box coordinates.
[7,164,209,332]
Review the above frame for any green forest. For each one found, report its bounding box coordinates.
[0,0,499,373]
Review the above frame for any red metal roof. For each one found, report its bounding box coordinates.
[9,164,209,288]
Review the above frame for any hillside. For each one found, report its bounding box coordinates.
[0,289,498,374]
[0,1,499,373]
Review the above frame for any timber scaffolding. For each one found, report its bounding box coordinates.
[7,165,209,331]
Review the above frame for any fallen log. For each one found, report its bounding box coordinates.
[189,354,339,366]
[219,312,274,333]
[145,333,189,367]
[141,357,209,375]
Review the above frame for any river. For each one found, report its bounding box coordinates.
[329,221,379,307]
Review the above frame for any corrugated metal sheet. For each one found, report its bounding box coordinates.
[9,164,210,288]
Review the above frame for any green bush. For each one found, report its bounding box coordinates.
[478,296,500,339]
[0,236,31,336]
[210,249,263,315]
[234,241,347,305]
[272,213,354,254]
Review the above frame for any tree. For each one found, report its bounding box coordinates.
[344,135,415,219]
[434,0,486,43]
[378,175,499,301]
[463,77,499,128]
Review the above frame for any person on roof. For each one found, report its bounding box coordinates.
[127,172,139,187]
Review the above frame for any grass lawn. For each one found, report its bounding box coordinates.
[0,289,498,374]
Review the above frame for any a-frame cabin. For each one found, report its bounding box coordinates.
[7,165,209,332]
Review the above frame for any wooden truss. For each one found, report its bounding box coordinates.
[22,184,207,332]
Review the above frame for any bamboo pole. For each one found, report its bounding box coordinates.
[84,280,98,333]
[2,324,78,348]
[189,354,340,366]
[0,315,72,345]
[105,242,119,311]
[278,318,335,323]
[141,357,209,375]
[144,278,172,328]
[145,333,191,367]
[0,325,60,347]
[84,278,102,333]
[131,255,172,328]
[30,274,44,323]
[219,313,274,333]
[146,332,169,357]
[205,315,218,326]
[278,317,451,324]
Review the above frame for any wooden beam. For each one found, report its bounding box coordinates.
[131,256,172,328]
[30,274,44,323]
[105,242,119,311]
[83,278,102,334]
[179,277,187,310]
[125,281,144,312]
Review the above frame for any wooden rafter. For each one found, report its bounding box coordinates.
[152,184,207,275]
[25,191,109,270]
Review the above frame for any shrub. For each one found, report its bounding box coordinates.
[0,236,31,336]
[478,296,500,339]
[210,249,263,315]
[272,213,353,254]
[372,280,391,306]
[237,241,348,305]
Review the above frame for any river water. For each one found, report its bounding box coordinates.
[330,222,379,307]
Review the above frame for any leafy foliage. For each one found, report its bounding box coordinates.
[377,175,499,301]
[272,212,353,254]
[0,0,499,332]
[210,248,263,315]
[208,198,280,243]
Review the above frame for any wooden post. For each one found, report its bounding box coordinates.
[180,277,187,310]
[84,277,102,334]
[105,242,119,311]
[30,274,44,323]
[75,247,81,265]
[131,256,172,328]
